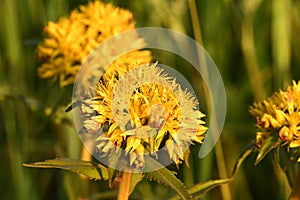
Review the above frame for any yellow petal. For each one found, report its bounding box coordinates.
[166,139,175,159]
[289,140,300,148]
[130,152,137,166]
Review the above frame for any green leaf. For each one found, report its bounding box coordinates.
[23,158,109,180]
[272,145,280,166]
[255,135,281,165]
[107,149,123,188]
[136,180,158,199]
[144,157,191,200]
[108,168,117,188]
[170,178,233,200]
[288,148,300,166]
[290,172,300,199]
[129,173,144,195]
[232,142,255,176]
[0,93,45,113]
[189,178,233,198]
[89,191,118,199]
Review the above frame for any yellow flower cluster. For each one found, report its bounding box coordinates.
[82,64,207,168]
[37,1,143,86]
[250,81,300,150]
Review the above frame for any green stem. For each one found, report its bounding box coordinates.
[117,170,133,200]
[188,0,203,44]
[215,139,232,200]
[272,0,291,88]
[241,0,266,100]
[183,159,194,187]
[290,167,300,200]
[188,1,232,199]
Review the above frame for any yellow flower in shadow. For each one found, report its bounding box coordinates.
[250,81,300,151]
[37,1,149,87]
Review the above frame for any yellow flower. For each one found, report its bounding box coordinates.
[81,63,207,168]
[37,1,149,87]
[250,81,300,153]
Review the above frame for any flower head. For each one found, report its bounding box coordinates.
[250,81,300,152]
[81,63,207,169]
[37,1,149,86]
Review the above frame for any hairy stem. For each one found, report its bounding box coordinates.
[117,170,133,200]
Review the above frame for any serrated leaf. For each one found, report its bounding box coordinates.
[144,156,190,200]
[170,178,233,200]
[23,158,109,180]
[129,173,143,195]
[255,136,281,165]
[232,142,255,176]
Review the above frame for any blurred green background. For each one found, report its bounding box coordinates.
[1,0,300,199]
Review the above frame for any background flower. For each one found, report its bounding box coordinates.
[37,0,145,86]
[250,81,300,151]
